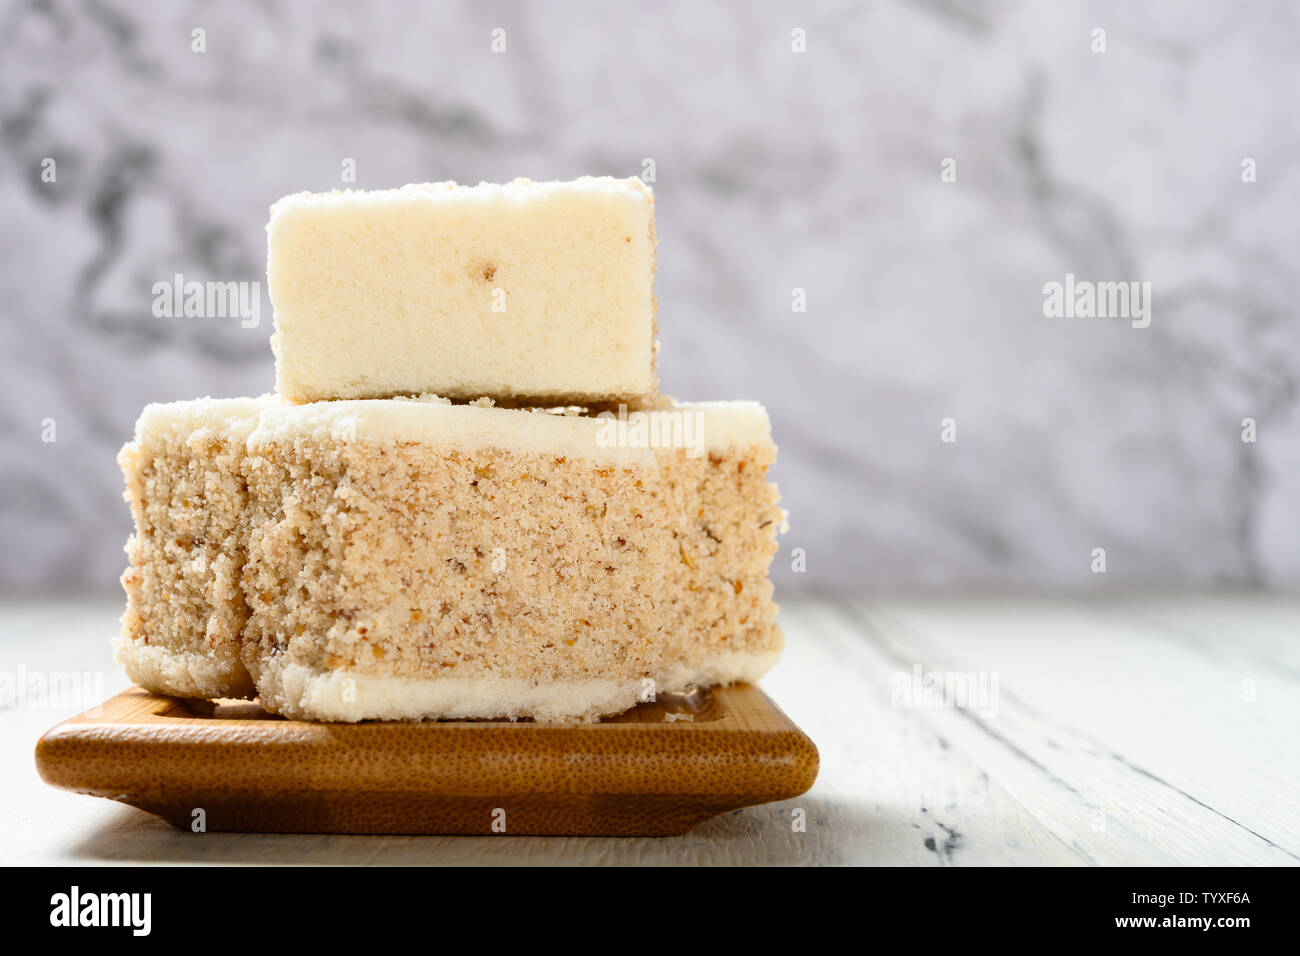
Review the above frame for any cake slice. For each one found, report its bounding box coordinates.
[268,177,658,405]
[116,396,785,721]
[116,397,274,699]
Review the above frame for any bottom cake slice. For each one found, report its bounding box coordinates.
[116,395,786,721]
[117,397,266,699]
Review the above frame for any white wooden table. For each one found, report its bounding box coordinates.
[2,596,1296,865]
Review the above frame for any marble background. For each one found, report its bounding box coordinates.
[1,0,1297,596]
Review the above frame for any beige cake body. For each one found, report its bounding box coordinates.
[268,177,658,405]
[116,397,784,722]
[116,397,271,699]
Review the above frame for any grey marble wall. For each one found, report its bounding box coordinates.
[2,0,1297,596]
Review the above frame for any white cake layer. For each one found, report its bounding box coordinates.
[268,176,658,404]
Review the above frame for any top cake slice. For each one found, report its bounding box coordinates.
[268,176,658,405]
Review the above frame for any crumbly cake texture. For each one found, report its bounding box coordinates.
[268,177,659,406]
[116,396,784,722]
[116,398,270,699]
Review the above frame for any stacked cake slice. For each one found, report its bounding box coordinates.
[116,176,785,722]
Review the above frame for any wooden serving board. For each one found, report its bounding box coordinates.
[35,684,818,837]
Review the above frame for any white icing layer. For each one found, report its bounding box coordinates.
[268,176,652,221]
[127,396,773,463]
[131,395,276,443]
[258,650,781,723]
[244,397,772,462]
[113,630,255,700]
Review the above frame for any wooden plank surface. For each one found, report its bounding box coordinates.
[846,598,1300,865]
[1,596,1296,865]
